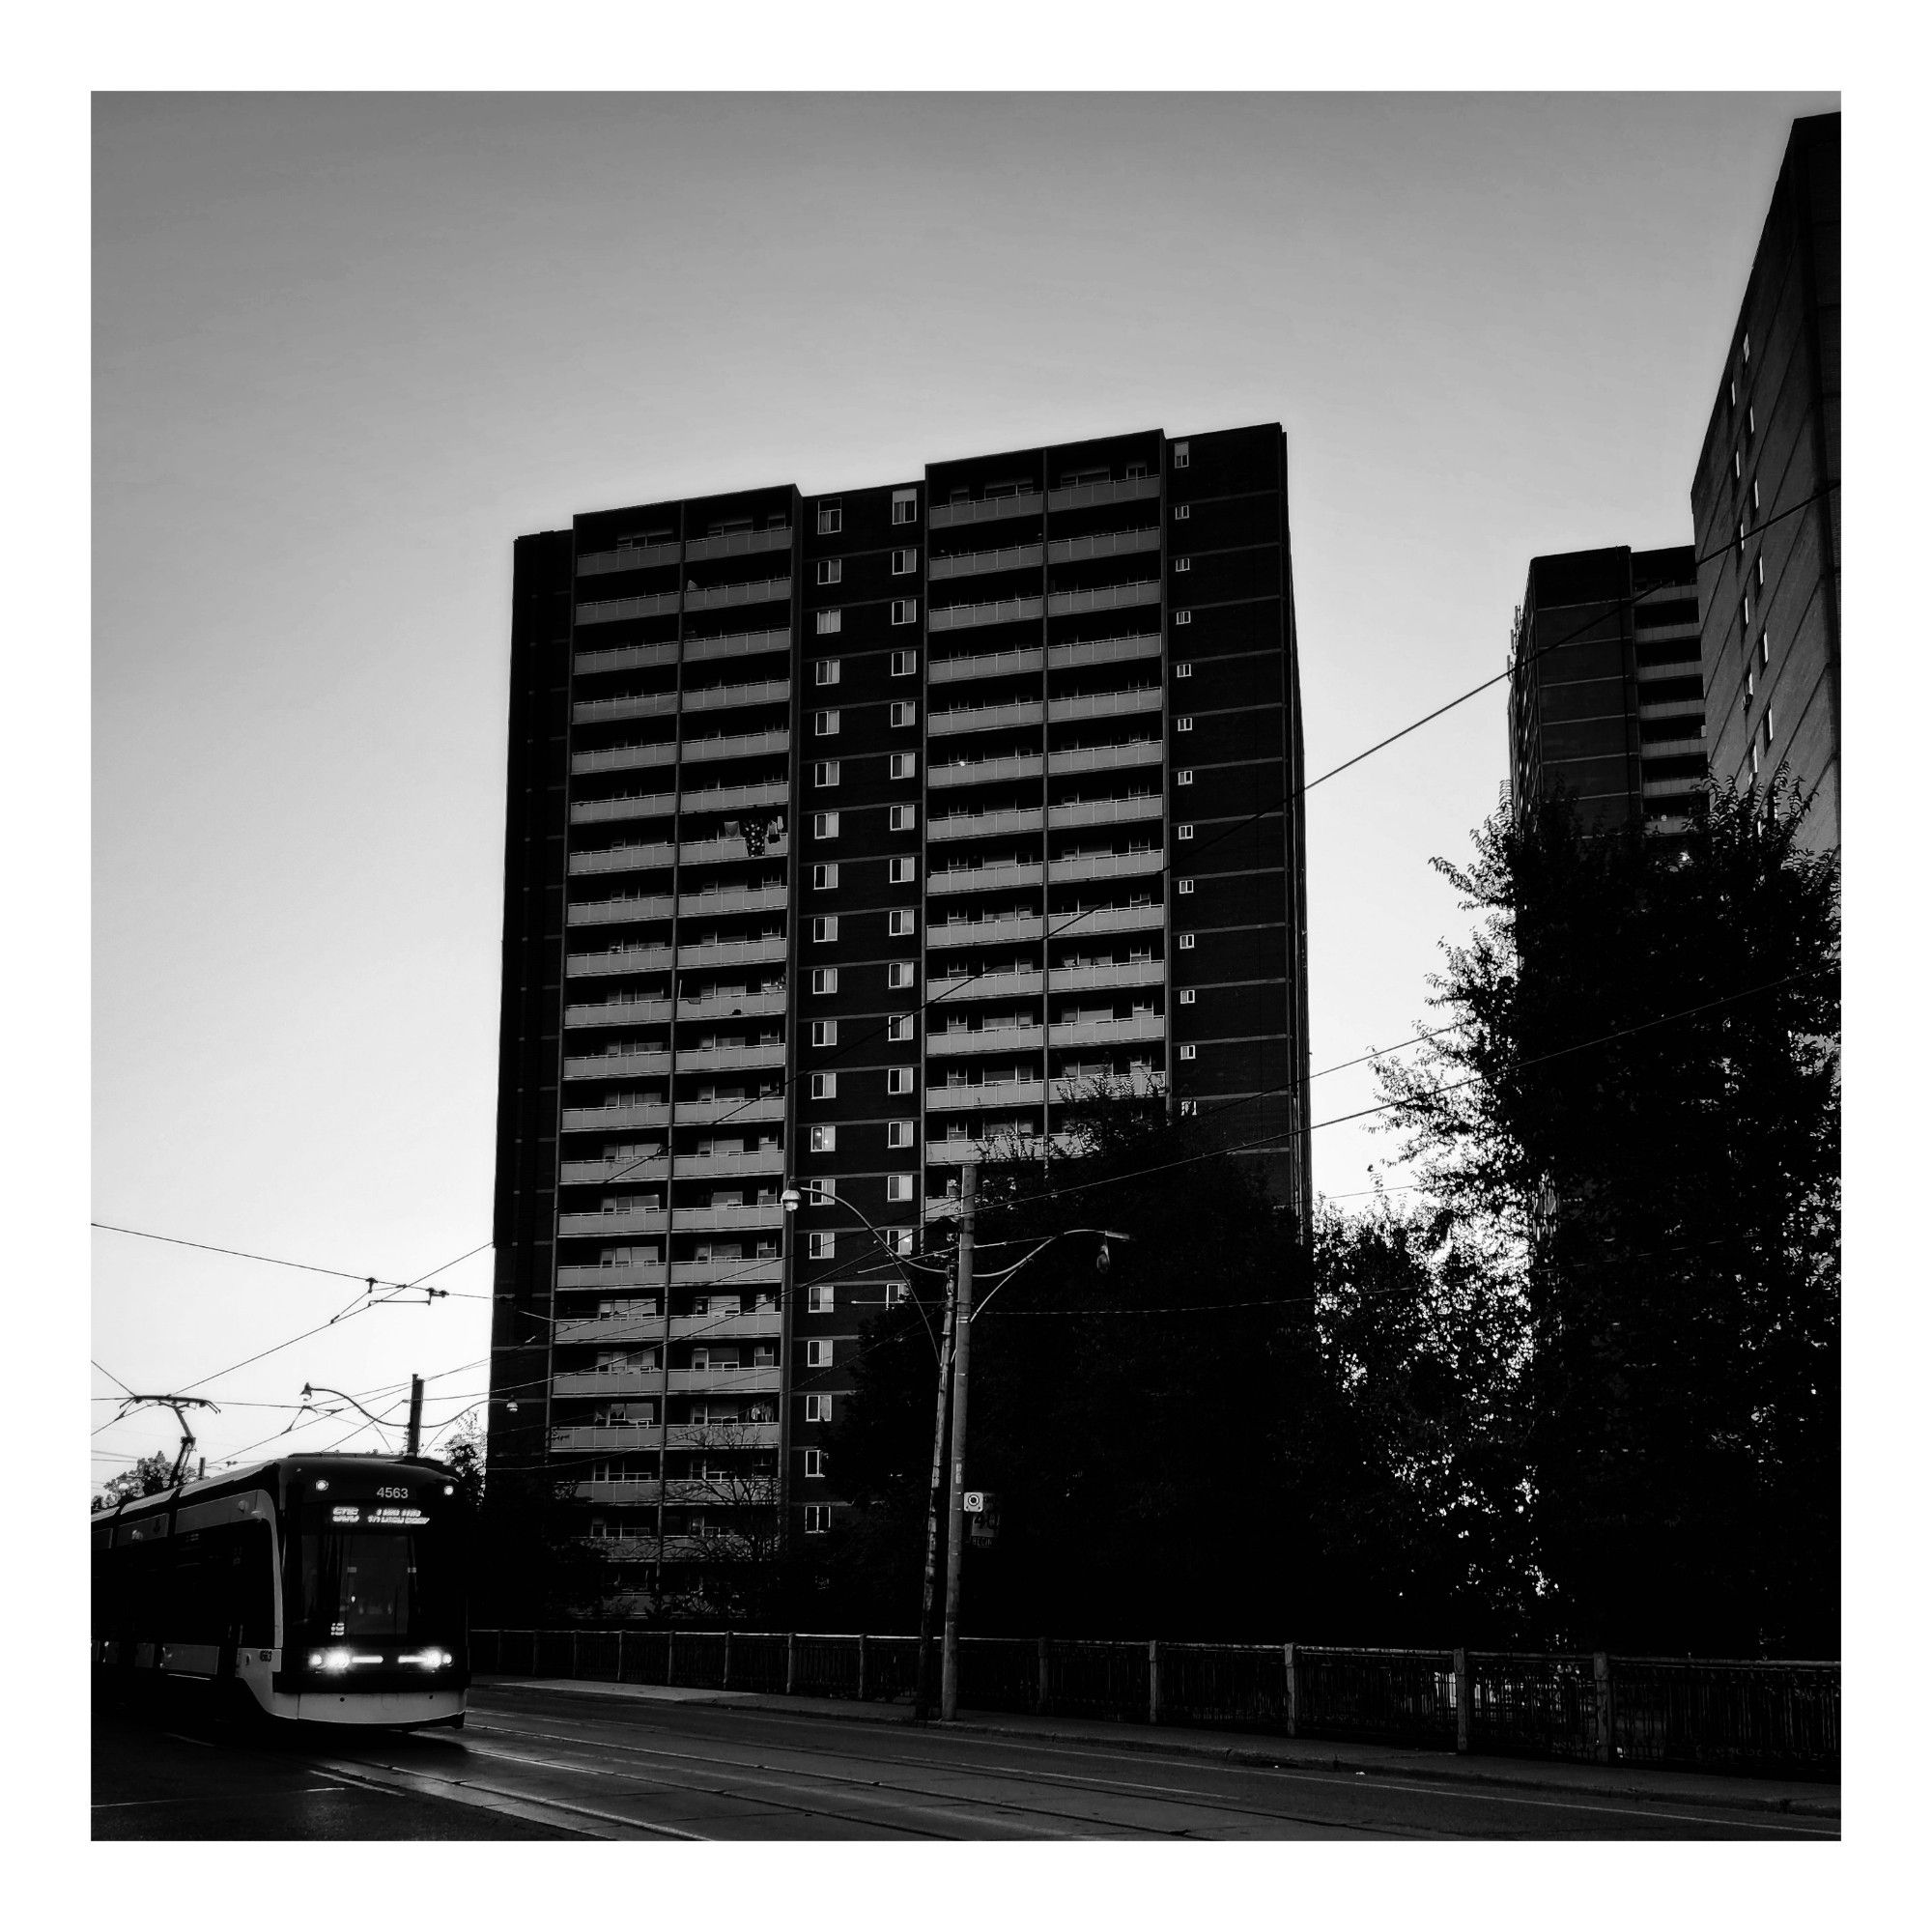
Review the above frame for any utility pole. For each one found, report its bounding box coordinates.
[913,1254,958,1721]
[406,1374,425,1456]
[939,1160,977,1720]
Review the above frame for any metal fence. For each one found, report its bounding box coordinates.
[467,1630,1837,1776]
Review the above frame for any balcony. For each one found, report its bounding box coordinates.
[927,1022,1044,1057]
[682,677,791,715]
[929,696,1045,737]
[1047,526,1160,564]
[678,882,789,918]
[682,626,791,667]
[684,526,792,564]
[668,1367,782,1396]
[563,1049,672,1080]
[572,741,679,777]
[928,858,1043,897]
[1047,580,1160,618]
[1051,1010,1165,1048]
[561,1100,668,1131]
[557,1263,666,1290]
[565,996,673,1029]
[679,778,789,815]
[1048,687,1161,724]
[568,895,675,927]
[575,640,680,677]
[573,690,677,725]
[1046,474,1160,512]
[667,1422,780,1449]
[928,491,1044,530]
[571,792,678,827]
[576,590,680,626]
[683,576,791,614]
[1636,697,1704,723]
[928,968,1044,1004]
[674,1092,785,1125]
[676,935,788,970]
[679,834,789,867]
[679,727,791,765]
[676,1039,786,1073]
[569,841,675,876]
[927,751,1045,790]
[1047,740,1161,776]
[1050,957,1164,994]
[579,540,680,578]
[554,1314,665,1345]
[678,988,786,1023]
[560,1155,669,1185]
[670,1257,783,1285]
[927,910,1045,949]
[567,944,674,979]
[925,1077,1044,1111]
[673,1202,786,1233]
[550,1425,666,1453]
[1049,849,1163,884]
[554,1367,660,1398]
[928,645,1045,688]
[1053,902,1165,936]
[668,1308,781,1340]
[928,542,1043,582]
[1049,631,1163,672]
[930,594,1044,634]
[927,805,1044,844]
[572,1479,664,1505]
[558,1208,667,1237]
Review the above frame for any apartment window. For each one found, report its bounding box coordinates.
[890,856,917,885]
[804,1449,826,1478]
[891,649,918,677]
[808,1284,834,1313]
[887,1120,914,1150]
[808,1232,836,1261]
[804,1503,831,1532]
[889,803,918,832]
[1178,878,1194,895]
[807,1339,833,1369]
[815,659,841,686]
[886,1067,914,1095]
[1179,1043,1197,1062]
[805,1395,831,1423]
[891,599,918,626]
[812,863,839,891]
[890,753,918,780]
[1179,988,1196,1006]
[811,1020,838,1048]
[811,916,838,942]
[1751,479,1761,514]
[1759,634,1771,670]
[809,1072,838,1098]
[888,1228,914,1257]
[892,489,917,526]
[1742,594,1752,631]
[809,1124,837,1153]
[1177,823,1193,840]
[891,700,918,728]
[1764,706,1776,745]
[1177,769,1193,786]
[1749,742,1761,778]
[892,548,918,576]
[817,501,842,535]
[1747,405,1756,440]
[1174,504,1190,522]
[889,1014,915,1042]
[1742,330,1750,365]
[810,968,838,997]
[1175,611,1191,627]
[1179,1099,1198,1117]
[1179,933,1195,951]
[815,709,841,737]
[813,810,840,839]
[889,960,915,990]
[1734,450,1743,481]
[1756,554,1766,588]
[1177,716,1193,733]
[815,558,843,586]
[1174,440,1190,469]
[888,908,917,936]
[1728,378,1737,410]
[886,1175,915,1204]
[813,760,839,787]
[815,610,842,635]
[1174,557,1191,574]
[1175,662,1191,679]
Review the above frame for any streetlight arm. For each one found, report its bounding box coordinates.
[299,1383,402,1436]
[968,1229,1131,1321]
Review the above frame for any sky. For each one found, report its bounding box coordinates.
[89,89,1840,1488]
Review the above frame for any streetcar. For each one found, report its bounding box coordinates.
[91,1453,470,1728]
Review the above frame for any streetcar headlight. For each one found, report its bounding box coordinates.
[309,1647,355,1673]
[399,1648,451,1670]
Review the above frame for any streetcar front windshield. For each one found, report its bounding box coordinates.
[299,1529,437,1640]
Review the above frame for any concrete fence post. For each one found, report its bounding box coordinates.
[616,1630,625,1684]
[1594,1652,1612,1764]
[1037,1635,1050,1716]
[666,1631,675,1687]
[1453,1648,1470,1755]
[1284,1643,1298,1738]
[858,1634,868,1703]
[723,1632,733,1690]
[1148,1640,1160,1727]
[785,1632,797,1696]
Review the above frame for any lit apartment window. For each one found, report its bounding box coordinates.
[810,1072,838,1098]
[1177,823,1193,840]
[817,501,842,535]
[810,967,838,995]
[889,803,918,831]
[1175,662,1191,679]
[815,610,842,635]
[887,1120,914,1149]
[1179,1044,1197,1061]
[889,960,915,989]
[892,489,917,526]
[1178,879,1194,895]
[807,1232,835,1260]
[891,649,918,677]
[890,856,917,885]
[1179,933,1195,951]
[889,1228,914,1257]
[891,700,918,728]
[886,1174,915,1204]
[815,709,840,737]
[890,753,918,781]
[804,1504,831,1532]
[886,1067,914,1095]
[1179,988,1196,1006]
[809,1124,837,1152]
[808,1284,834,1313]
[1177,717,1193,733]
[1175,557,1191,574]
[1174,440,1190,469]
[892,548,918,576]
[891,599,918,626]
[811,916,838,942]
[888,908,917,936]
[804,1449,826,1478]
[811,1020,838,1047]
[807,1340,832,1368]
[813,760,839,787]
[889,1014,915,1042]
[813,810,839,839]
[805,1395,832,1422]
[815,659,841,686]
[815,558,842,586]
[1179,1099,1198,1117]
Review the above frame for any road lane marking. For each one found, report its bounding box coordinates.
[305,1754,704,1840]
[93,1787,345,1809]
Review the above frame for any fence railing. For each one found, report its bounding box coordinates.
[467,1630,1837,1776]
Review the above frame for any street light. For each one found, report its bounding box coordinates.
[300,1378,425,1455]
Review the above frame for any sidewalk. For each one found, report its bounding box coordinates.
[473,1674,1840,1822]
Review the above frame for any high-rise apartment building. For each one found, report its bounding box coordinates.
[1508,545,1705,831]
[488,423,1310,1612]
[1690,111,1840,850]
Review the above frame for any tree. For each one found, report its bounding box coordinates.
[1378,776,1840,1653]
[442,1418,486,1510]
[94,1451,177,1510]
[673,1419,787,1625]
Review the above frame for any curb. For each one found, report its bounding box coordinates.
[475,1677,1840,1822]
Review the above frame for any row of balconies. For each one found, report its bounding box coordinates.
[572,676,791,726]
[925,901,1163,948]
[563,1038,786,1080]
[926,957,1164,1003]
[558,1144,783,1185]
[554,1308,781,1346]
[926,848,1164,895]
[554,1367,783,1398]
[552,1423,781,1452]
[922,525,1160,583]
[557,1202,785,1237]
[925,474,1158,532]
[929,582,1159,631]
[568,832,794,878]
[925,794,1161,843]
[577,537,682,578]
[576,576,792,627]
[559,1094,786,1131]
[572,626,791,678]
[570,791,677,826]
[563,987,786,1030]
[557,1258,784,1290]
[925,1011,1164,1056]
[927,739,1159,788]
[569,884,789,924]
[570,729,791,776]
[566,934,790,980]
[926,688,1161,737]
